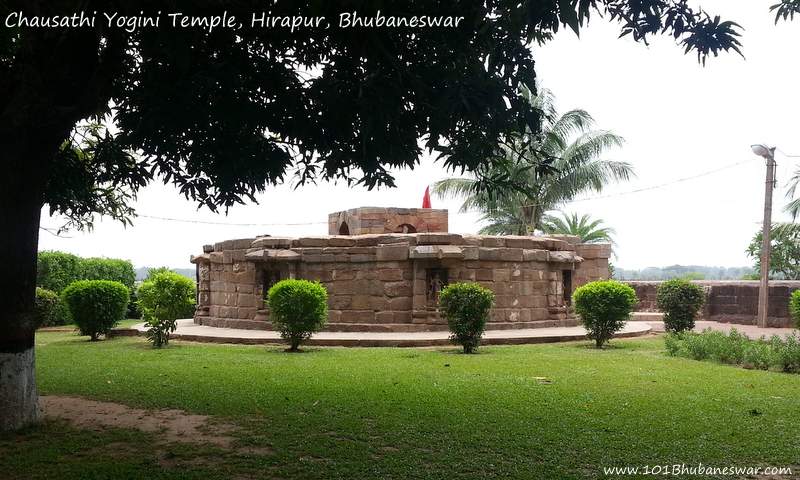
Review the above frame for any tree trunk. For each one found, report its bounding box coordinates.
[0,152,46,431]
[0,23,119,431]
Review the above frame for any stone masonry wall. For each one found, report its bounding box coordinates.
[191,233,607,332]
[328,207,448,235]
[626,280,800,328]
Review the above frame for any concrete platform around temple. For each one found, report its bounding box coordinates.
[118,319,652,347]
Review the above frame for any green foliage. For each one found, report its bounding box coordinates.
[746,223,800,280]
[438,283,495,354]
[46,123,149,231]
[541,212,616,244]
[61,280,129,341]
[267,280,328,351]
[37,251,136,290]
[138,272,196,347]
[34,288,70,328]
[127,288,142,320]
[144,267,175,281]
[80,257,136,290]
[789,290,800,329]
[572,280,637,348]
[433,88,633,235]
[37,251,83,293]
[771,1,800,25]
[656,279,705,333]
[665,329,800,373]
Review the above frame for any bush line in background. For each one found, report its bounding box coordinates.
[666,329,800,373]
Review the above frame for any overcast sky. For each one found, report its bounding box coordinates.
[38,1,800,270]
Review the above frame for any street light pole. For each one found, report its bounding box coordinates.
[752,145,777,328]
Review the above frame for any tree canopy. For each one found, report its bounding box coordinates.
[432,87,633,235]
[0,1,752,228]
[746,223,800,280]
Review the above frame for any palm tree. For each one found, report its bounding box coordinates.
[432,88,633,234]
[541,212,615,244]
[784,168,800,219]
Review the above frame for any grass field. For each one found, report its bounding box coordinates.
[2,331,799,479]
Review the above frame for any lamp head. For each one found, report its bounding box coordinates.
[751,144,775,159]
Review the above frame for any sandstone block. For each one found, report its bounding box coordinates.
[476,269,493,281]
[251,237,293,249]
[376,244,409,261]
[389,297,413,310]
[503,236,538,249]
[416,233,462,245]
[480,236,506,247]
[329,295,352,310]
[237,294,257,308]
[523,249,549,262]
[409,245,463,259]
[292,237,331,248]
[237,307,258,319]
[377,269,404,281]
[350,295,373,310]
[340,310,375,323]
[384,281,412,297]
[462,246,479,260]
[374,311,395,324]
[493,269,511,282]
[327,236,357,247]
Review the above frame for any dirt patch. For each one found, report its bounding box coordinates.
[40,395,238,448]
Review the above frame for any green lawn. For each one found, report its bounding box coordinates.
[2,332,799,479]
[39,318,143,330]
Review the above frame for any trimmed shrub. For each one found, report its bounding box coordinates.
[572,280,637,348]
[34,288,71,327]
[34,288,59,327]
[656,279,705,333]
[267,279,328,351]
[789,290,800,329]
[137,272,196,347]
[438,282,495,354]
[62,280,130,341]
[37,251,83,293]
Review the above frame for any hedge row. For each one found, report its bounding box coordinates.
[37,251,136,293]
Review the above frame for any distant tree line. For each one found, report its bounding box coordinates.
[615,265,756,281]
[135,267,194,282]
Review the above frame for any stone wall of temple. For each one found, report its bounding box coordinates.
[328,207,448,235]
[191,233,608,332]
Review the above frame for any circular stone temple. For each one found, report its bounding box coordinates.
[189,207,612,333]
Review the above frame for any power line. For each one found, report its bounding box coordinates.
[777,148,800,158]
[566,158,755,204]
[136,214,327,227]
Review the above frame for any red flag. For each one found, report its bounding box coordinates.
[422,186,432,208]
